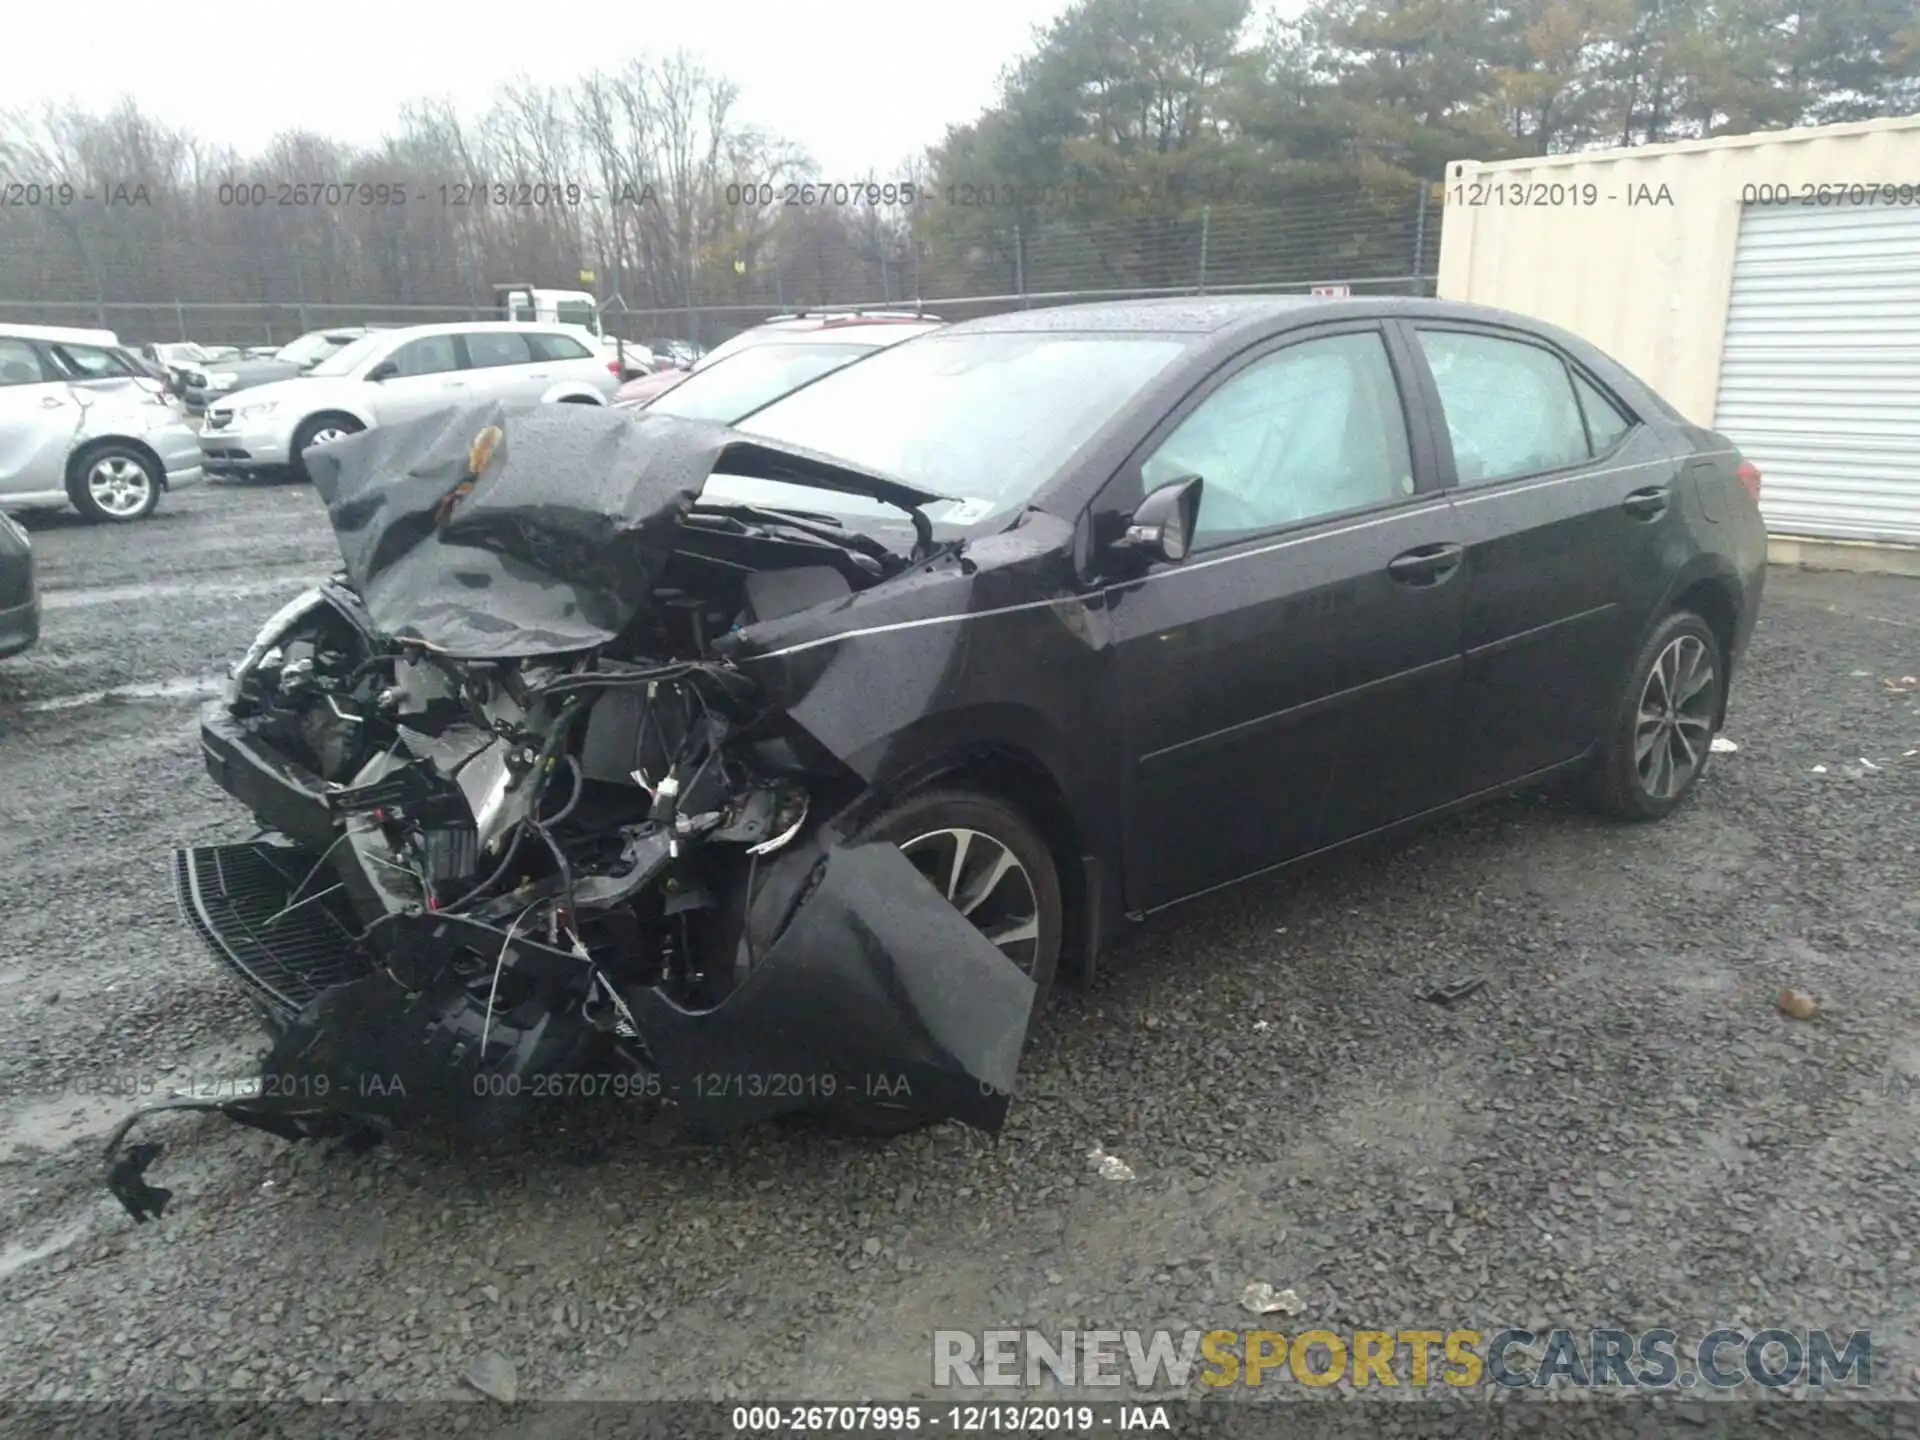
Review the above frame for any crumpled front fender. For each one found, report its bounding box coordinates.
[631,837,1037,1134]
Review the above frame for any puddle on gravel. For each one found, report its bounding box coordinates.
[0,1037,265,1163]
[0,1092,129,1163]
[0,1219,90,1281]
[38,572,317,611]
[17,675,226,713]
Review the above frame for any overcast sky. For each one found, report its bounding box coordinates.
[7,0,1093,177]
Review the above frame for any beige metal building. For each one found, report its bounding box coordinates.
[1437,114,1920,565]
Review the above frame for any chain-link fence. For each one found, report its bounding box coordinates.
[0,188,1441,350]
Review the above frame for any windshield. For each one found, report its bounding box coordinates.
[647,342,878,425]
[307,333,389,377]
[689,328,771,373]
[277,331,352,368]
[712,332,1185,527]
[556,300,598,333]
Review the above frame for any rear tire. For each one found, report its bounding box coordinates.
[291,414,363,483]
[830,786,1063,1136]
[67,443,161,523]
[1585,610,1723,821]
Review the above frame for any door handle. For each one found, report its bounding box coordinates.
[1622,485,1671,520]
[41,395,66,408]
[1387,542,1464,587]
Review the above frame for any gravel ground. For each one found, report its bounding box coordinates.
[0,479,1916,1426]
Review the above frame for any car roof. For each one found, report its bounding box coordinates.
[945,295,1324,335]
[939,294,1606,354]
[704,316,941,356]
[356,320,592,341]
[756,319,940,346]
[0,322,123,346]
[750,313,940,333]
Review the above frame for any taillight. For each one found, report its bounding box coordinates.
[1735,459,1762,502]
[607,360,622,375]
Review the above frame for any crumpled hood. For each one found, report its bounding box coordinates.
[303,399,944,659]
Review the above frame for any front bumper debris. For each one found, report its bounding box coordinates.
[110,833,1036,1220]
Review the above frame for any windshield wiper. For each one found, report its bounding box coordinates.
[695,500,845,529]
[687,503,901,567]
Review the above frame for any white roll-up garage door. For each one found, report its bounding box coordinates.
[1713,202,1920,543]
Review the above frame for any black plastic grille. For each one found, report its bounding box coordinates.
[173,842,373,1016]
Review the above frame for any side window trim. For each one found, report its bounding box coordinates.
[1566,362,1639,462]
[1098,321,1437,553]
[1407,323,1614,492]
[1382,319,1454,494]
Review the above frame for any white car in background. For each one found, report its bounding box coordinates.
[197,322,623,482]
[0,324,205,523]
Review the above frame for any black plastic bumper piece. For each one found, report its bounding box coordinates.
[197,700,338,852]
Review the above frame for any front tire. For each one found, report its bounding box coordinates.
[67,443,161,523]
[291,414,364,483]
[1586,610,1723,821]
[831,786,1063,1136]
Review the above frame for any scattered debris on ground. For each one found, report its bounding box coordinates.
[462,1350,518,1404]
[1777,987,1820,1021]
[1419,976,1488,1004]
[1240,1283,1306,1316]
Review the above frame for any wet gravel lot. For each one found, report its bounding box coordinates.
[0,479,1916,1422]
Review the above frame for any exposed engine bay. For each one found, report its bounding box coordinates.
[106,402,1038,1222]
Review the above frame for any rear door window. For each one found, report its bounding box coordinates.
[528,332,593,362]
[463,331,536,369]
[1414,329,1592,486]
[0,338,53,386]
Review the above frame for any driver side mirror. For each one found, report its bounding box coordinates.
[1112,474,1204,564]
[365,360,398,382]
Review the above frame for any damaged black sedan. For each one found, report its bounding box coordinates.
[114,297,1766,1219]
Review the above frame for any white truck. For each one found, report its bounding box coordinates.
[494,284,600,333]
[493,284,653,378]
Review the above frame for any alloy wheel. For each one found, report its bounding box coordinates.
[1634,633,1718,800]
[86,455,153,518]
[306,426,351,450]
[898,827,1042,975]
